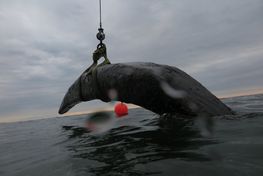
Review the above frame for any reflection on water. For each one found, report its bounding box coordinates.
[63,114,217,175]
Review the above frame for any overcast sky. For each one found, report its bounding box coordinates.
[0,0,263,122]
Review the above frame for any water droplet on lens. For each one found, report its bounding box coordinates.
[160,82,187,99]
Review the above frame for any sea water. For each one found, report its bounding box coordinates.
[0,94,263,176]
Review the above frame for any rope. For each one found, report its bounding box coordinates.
[96,0,105,46]
[99,0,102,28]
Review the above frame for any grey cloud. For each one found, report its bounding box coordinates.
[0,0,263,120]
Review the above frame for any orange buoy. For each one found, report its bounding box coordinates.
[114,102,128,117]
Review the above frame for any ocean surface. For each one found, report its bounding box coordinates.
[0,94,263,176]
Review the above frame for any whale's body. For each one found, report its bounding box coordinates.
[59,62,233,116]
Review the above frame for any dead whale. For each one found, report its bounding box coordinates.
[59,62,233,116]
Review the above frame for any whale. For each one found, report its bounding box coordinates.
[59,62,233,116]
